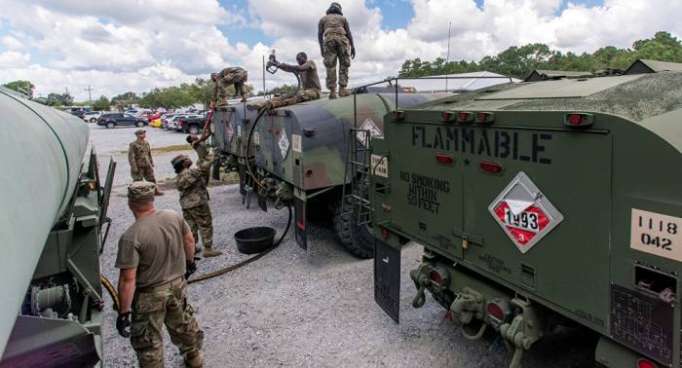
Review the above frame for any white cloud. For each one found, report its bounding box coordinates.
[0,0,680,99]
[0,51,30,68]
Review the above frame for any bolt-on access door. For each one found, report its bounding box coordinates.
[459,119,612,333]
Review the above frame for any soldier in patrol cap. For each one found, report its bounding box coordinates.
[115,181,204,367]
[129,129,163,195]
[172,152,222,257]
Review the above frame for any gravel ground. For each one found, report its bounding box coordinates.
[94,125,594,368]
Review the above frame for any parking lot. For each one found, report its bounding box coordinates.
[96,124,594,368]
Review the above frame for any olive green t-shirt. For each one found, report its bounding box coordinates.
[115,209,190,288]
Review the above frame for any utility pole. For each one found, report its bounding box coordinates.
[262,55,267,97]
[84,85,93,103]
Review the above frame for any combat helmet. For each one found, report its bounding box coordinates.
[327,2,342,15]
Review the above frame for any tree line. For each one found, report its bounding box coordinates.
[399,31,682,78]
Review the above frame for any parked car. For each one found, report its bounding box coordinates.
[177,114,206,134]
[97,113,147,129]
[82,111,103,123]
[161,114,177,130]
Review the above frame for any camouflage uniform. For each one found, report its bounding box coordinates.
[129,133,156,182]
[117,182,203,367]
[318,11,354,95]
[254,59,321,110]
[213,67,248,108]
[175,153,215,251]
[131,278,204,368]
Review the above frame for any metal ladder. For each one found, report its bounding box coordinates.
[342,128,373,226]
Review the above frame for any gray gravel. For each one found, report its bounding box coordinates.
[95,126,594,368]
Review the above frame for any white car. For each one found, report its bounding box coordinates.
[82,111,103,123]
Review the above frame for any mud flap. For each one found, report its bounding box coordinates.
[374,239,401,323]
[294,198,307,250]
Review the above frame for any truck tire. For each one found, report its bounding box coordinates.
[89,118,97,123]
[106,122,115,129]
[136,121,144,128]
[188,124,200,135]
[333,198,374,259]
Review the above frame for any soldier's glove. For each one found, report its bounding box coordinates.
[116,312,132,338]
[185,260,197,280]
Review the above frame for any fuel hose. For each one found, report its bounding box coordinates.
[188,205,292,284]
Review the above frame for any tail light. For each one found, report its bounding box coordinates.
[393,110,405,121]
[435,153,455,165]
[456,112,474,124]
[564,113,594,128]
[476,112,495,124]
[480,161,503,174]
[636,359,657,368]
[429,270,444,285]
[442,111,455,122]
[381,227,390,240]
[486,300,510,324]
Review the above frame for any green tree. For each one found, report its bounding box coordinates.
[3,80,34,97]
[92,96,110,111]
[46,92,73,106]
[399,31,682,79]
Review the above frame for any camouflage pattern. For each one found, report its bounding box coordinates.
[176,152,214,248]
[251,93,444,191]
[319,13,352,90]
[182,204,213,249]
[127,181,156,201]
[193,142,211,185]
[176,156,212,209]
[213,67,248,107]
[129,140,155,182]
[323,35,351,90]
[269,88,321,109]
[131,277,203,367]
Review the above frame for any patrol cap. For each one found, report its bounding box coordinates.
[134,129,146,136]
[128,181,156,201]
[171,154,189,166]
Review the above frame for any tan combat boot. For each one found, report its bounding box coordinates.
[185,351,203,368]
[329,88,337,99]
[203,247,222,257]
[339,87,350,97]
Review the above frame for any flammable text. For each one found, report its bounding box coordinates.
[412,126,552,165]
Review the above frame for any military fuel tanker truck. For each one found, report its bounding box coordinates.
[370,70,682,367]
[212,91,450,258]
[0,87,115,367]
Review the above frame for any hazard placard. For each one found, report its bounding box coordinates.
[488,172,563,253]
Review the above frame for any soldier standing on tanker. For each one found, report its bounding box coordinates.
[171,149,223,258]
[211,67,248,108]
[115,181,204,368]
[250,52,321,110]
[129,129,163,195]
[318,2,355,98]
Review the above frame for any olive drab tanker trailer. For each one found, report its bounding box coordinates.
[0,88,115,367]
[370,71,682,367]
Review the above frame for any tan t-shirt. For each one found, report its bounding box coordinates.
[115,210,190,288]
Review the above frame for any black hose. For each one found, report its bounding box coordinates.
[187,205,292,284]
[244,107,268,190]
